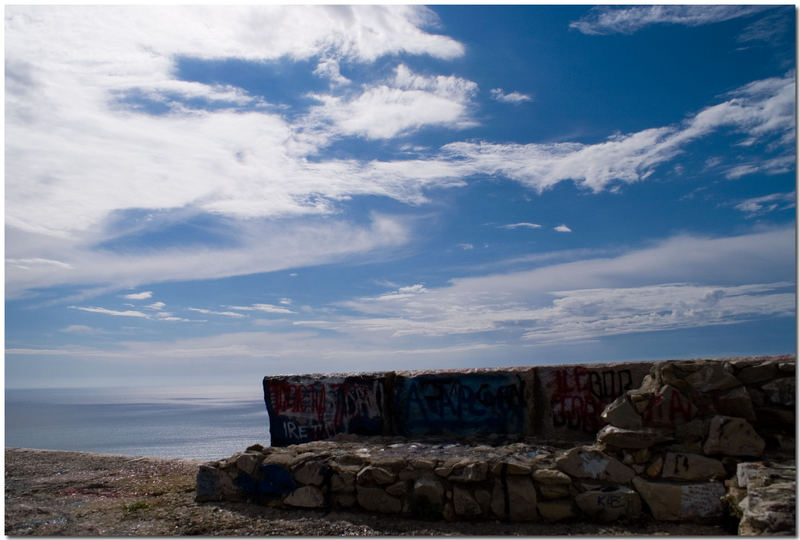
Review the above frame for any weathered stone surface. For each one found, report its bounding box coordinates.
[357,465,396,485]
[236,453,261,476]
[738,482,796,535]
[556,446,634,483]
[504,458,533,475]
[533,468,572,485]
[713,386,756,421]
[597,425,673,449]
[413,476,445,506]
[736,361,778,385]
[674,418,709,446]
[330,466,358,493]
[356,486,402,514]
[537,499,576,522]
[633,477,725,521]
[703,416,765,457]
[408,457,437,470]
[601,395,643,430]
[434,458,460,477]
[449,461,488,483]
[474,489,491,514]
[507,476,538,521]
[661,452,725,481]
[575,486,641,522]
[284,485,325,508]
[491,479,506,518]
[196,465,224,502]
[539,484,571,499]
[386,480,407,497]
[452,485,482,517]
[646,456,663,478]
[684,363,741,393]
[761,377,795,406]
[293,460,326,486]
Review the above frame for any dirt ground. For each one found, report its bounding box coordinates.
[5,447,735,536]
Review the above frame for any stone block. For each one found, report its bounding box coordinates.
[491,479,506,518]
[661,452,725,481]
[453,485,482,517]
[413,476,445,506]
[597,425,673,449]
[539,484,570,499]
[684,362,741,393]
[736,361,778,385]
[739,482,797,535]
[713,386,756,421]
[761,377,795,406]
[335,493,356,508]
[449,461,488,483]
[703,416,765,457]
[575,486,641,522]
[601,395,643,430]
[386,480,407,497]
[506,476,538,521]
[633,477,725,521]
[357,465,396,485]
[196,465,223,502]
[533,468,572,485]
[356,486,402,514]
[537,499,576,522]
[284,485,324,508]
[556,446,634,483]
[236,453,261,476]
[293,460,326,486]
[474,489,492,514]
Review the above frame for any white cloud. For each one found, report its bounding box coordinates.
[147,302,166,310]
[571,5,767,35]
[297,227,795,341]
[490,88,532,104]
[229,304,295,314]
[6,258,73,271]
[61,325,104,334]
[71,306,150,318]
[458,243,475,250]
[123,291,152,300]
[187,308,246,319]
[304,64,478,140]
[554,224,572,233]
[499,222,542,230]
[443,74,794,193]
[734,192,796,216]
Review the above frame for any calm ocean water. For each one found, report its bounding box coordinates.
[5,386,271,461]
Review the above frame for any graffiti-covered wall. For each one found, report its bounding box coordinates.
[261,356,786,446]
[263,374,389,446]
[391,370,534,438]
[535,362,651,440]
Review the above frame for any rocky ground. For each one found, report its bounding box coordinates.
[5,447,735,536]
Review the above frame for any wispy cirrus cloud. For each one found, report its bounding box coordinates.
[490,88,532,104]
[443,73,794,193]
[297,227,794,341]
[229,303,295,314]
[734,191,796,216]
[571,5,768,35]
[499,222,542,230]
[187,308,246,318]
[71,306,150,319]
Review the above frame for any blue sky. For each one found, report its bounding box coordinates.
[5,5,796,390]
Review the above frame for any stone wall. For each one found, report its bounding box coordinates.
[202,355,795,533]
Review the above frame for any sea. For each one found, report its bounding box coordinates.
[5,385,271,461]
